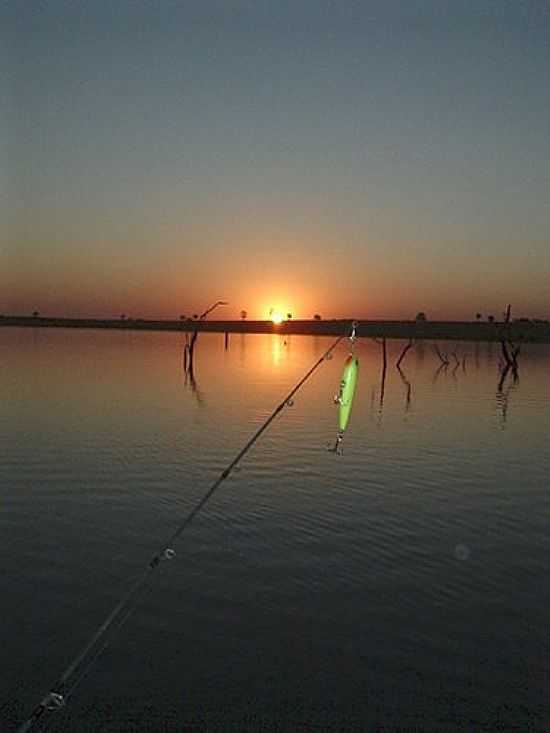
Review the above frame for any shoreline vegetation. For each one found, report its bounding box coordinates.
[2,315,550,343]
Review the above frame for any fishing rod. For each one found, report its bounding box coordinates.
[18,326,356,732]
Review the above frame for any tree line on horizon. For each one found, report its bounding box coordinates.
[6,308,548,325]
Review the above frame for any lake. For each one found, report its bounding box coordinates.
[2,327,549,731]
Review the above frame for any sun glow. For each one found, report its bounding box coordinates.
[269,306,285,324]
[271,311,284,324]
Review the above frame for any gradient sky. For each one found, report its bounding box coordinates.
[2,0,549,320]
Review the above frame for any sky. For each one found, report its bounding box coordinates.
[2,0,549,321]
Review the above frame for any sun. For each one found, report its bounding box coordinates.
[268,304,293,323]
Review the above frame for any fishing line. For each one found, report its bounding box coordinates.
[18,329,351,733]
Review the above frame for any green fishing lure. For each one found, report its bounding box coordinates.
[329,350,359,454]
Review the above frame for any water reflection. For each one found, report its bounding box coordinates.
[496,373,518,427]
[379,362,387,414]
[182,336,204,405]
[239,333,246,365]
[271,335,284,366]
[415,339,426,364]
[373,338,387,420]
[4,331,550,733]
[496,356,520,426]
[432,362,448,384]
[6,328,542,441]
[451,352,460,379]
[183,365,204,404]
[433,342,450,366]
[497,362,519,392]
[396,338,414,370]
[396,366,412,411]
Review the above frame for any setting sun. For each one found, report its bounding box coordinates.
[270,311,284,324]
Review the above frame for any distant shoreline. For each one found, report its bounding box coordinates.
[2,315,550,343]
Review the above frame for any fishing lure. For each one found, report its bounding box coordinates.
[329,323,359,454]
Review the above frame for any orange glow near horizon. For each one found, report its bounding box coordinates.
[10,257,550,322]
[267,302,295,322]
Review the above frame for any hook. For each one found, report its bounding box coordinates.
[326,434,344,455]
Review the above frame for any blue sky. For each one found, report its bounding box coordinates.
[2,0,549,319]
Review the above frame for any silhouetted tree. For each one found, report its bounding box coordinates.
[415,312,426,322]
[396,338,414,368]
[32,310,39,318]
[179,314,186,321]
[193,314,198,319]
[240,309,247,320]
[476,313,482,321]
[488,315,495,323]
[286,312,292,320]
[313,314,321,320]
[433,343,449,365]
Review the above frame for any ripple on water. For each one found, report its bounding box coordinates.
[3,330,550,732]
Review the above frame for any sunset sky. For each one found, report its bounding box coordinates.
[2,1,549,320]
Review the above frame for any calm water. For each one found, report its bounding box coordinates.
[2,328,549,732]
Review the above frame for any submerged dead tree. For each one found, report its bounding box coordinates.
[374,337,387,409]
[183,329,199,374]
[396,338,414,369]
[433,343,449,366]
[182,332,204,404]
[499,303,520,383]
[396,365,412,410]
[183,300,228,379]
[452,353,461,378]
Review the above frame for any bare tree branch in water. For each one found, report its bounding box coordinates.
[184,363,204,405]
[181,328,199,382]
[373,337,387,411]
[501,338,512,364]
[397,365,412,410]
[433,343,449,365]
[379,364,386,411]
[500,304,520,381]
[497,363,511,393]
[449,350,460,378]
[184,302,225,378]
[182,333,204,405]
[496,354,518,425]
[499,344,520,385]
[432,362,447,384]
[396,339,414,369]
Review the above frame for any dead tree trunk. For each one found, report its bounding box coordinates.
[397,365,412,410]
[396,338,413,369]
[433,343,449,365]
[374,338,387,409]
[500,304,520,380]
